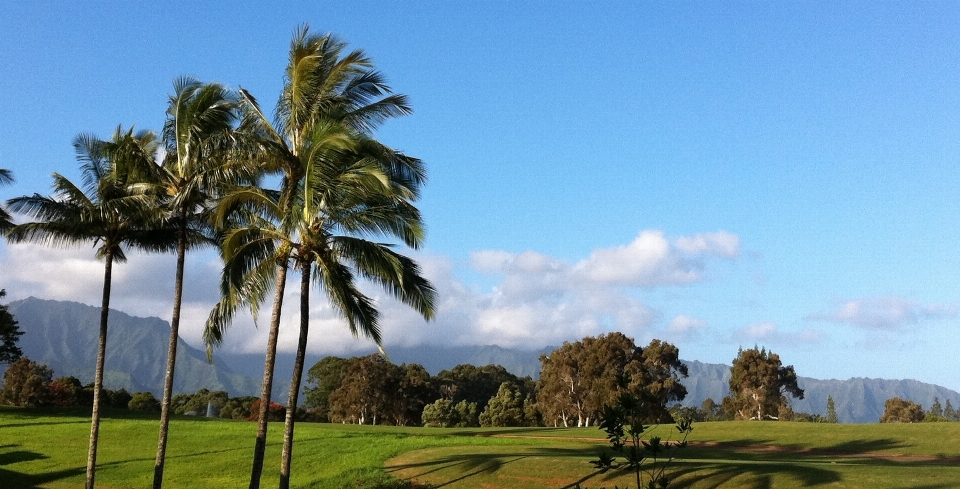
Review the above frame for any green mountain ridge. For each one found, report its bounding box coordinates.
[7,297,262,398]
[5,297,958,423]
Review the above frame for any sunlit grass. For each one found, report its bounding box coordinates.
[4,407,960,489]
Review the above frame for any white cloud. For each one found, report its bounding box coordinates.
[0,229,741,355]
[735,321,822,344]
[674,231,740,258]
[808,296,958,331]
[575,230,739,287]
[668,314,709,333]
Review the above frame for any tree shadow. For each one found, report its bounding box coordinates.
[0,446,83,489]
[0,419,90,429]
[823,438,909,455]
[386,446,597,486]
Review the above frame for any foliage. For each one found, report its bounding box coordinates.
[0,357,53,406]
[129,392,162,411]
[0,289,24,364]
[108,388,132,409]
[538,334,688,427]
[723,346,804,420]
[943,399,958,421]
[479,381,526,427]
[0,167,13,231]
[48,376,82,406]
[825,395,839,423]
[220,396,259,420]
[421,399,479,428]
[304,356,355,412]
[592,391,694,489]
[879,397,925,423]
[246,399,286,422]
[436,363,532,418]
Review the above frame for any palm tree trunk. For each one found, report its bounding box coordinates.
[154,226,187,489]
[249,261,290,489]
[279,259,311,489]
[86,249,113,489]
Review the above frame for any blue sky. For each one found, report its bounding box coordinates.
[2,2,960,392]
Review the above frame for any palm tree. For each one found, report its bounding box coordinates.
[0,168,14,232]
[6,130,173,489]
[204,26,414,489]
[278,129,435,489]
[142,77,241,489]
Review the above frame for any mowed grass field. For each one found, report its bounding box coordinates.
[3,406,960,489]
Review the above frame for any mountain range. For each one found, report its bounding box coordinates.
[5,297,959,423]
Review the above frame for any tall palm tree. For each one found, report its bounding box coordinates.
[204,26,414,489]
[6,130,172,489]
[278,129,435,489]
[0,168,14,232]
[141,77,241,489]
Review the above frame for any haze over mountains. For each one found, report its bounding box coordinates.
[6,297,959,423]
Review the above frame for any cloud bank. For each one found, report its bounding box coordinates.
[808,296,958,331]
[0,229,741,355]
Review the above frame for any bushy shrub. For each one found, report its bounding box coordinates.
[129,391,161,412]
[0,357,53,407]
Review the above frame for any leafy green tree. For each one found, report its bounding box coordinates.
[437,364,532,421]
[540,334,624,426]
[303,356,355,414]
[393,363,438,426]
[327,355,406,425]
[107,388,132,409]
[49,376,82,406]
[129,392,162,412]
[825,395,838,423]
[454,400,480,427]
[879,397,925,423]
[628,339,689,423]
[944,399,957,421]
[0,289,24,364]
[537,334,687,427]
[220,396,258,420]
[0,357,53,406]
[930,397,943,418]
[203,26,425,489]
[723,346,804,420]
[7,130,172,489]
[479,381,525,427]
[0,168,14,231]
[421,398,456,427]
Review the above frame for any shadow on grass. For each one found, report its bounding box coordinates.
[0,466,86,489]
[0,419,91,429]
[0,445,83,489]
[386,446,597,487]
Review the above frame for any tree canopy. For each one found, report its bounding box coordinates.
[0,289,24,364]
[723,346,804,421]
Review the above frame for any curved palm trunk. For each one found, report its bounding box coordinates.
[249,260,290,489]
[279,259,311,489]
[154,225,188,489]
[86,249,114,489]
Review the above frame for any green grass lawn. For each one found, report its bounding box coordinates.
[3,406,960,489]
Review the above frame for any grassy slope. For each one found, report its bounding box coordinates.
[3,407,960,489]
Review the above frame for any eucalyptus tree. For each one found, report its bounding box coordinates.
[203,25,415,489]
[140,77,241,489]
[6,130,172,489]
